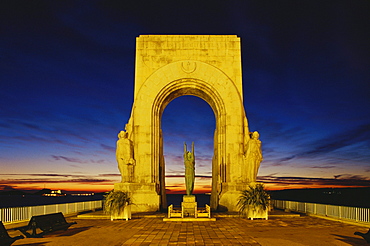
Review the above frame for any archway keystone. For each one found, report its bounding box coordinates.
[115,35,260,212]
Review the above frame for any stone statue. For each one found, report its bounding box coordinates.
[244,131,263,182]
[184,142,195,195]
[116,130,135,183]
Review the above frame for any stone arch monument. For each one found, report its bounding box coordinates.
[115,35,262,212]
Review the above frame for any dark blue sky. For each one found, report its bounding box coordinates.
[1,1,369,192]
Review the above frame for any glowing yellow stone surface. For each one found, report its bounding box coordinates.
[115,35,262,212]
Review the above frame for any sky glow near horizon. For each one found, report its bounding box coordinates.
[1,1,370,193]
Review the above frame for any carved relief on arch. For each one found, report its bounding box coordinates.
[181,61,197,73]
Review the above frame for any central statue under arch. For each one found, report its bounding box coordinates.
[184,142,195,196]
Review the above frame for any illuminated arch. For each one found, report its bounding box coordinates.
[115,35,254,212]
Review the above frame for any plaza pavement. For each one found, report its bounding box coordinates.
[5,210,370,246]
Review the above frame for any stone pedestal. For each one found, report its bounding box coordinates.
[164,195,216,221]
[182,195,197,217]
[218,182,251,212]
[114,183,160,213]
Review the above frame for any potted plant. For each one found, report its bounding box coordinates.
[237,183,269,220]
[104,190,132,220]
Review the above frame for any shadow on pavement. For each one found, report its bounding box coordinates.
[58,226,93,237]
[332,234,368,245]
[15,242,48,246]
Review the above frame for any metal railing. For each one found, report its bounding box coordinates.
[0,200,103,223]
[272,200,370,224]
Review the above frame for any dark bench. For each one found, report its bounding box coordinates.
[0,221,24,246]
[16,212,77,238]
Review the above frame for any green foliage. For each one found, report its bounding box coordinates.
[104,190,131,215]
[237,183,270,214]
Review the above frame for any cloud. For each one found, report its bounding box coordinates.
[264,124,370,167]
[0,122,11,129]
[20,122,42,131]
[302,124,370,157]
[29,173,76,177]
[0,178,113,185]
[195,155,213,162]
[338,174,369,180]
[165,185,183,188]
[165,168,184,175]
[69,164,82,168]
[68,179,112,184]
[100,144,115,152]
[0,185,17,191]
[51,155,87,164]
[166,175,211,179]
[0,172,120,191]
[164,154,212,167]
[164,155,183,163]
[166,175,185,178]
[11,134,84,148]
[0,173,82,178]
[310,165,337,169]
[197,176,212,181]
[0,118,90,143]
[258,174,370,188]
[90,159,106,164]
[98,174,120,177]
[51,155,107,164]
[277,155,296,163]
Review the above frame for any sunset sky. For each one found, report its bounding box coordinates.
[1,1,369,194]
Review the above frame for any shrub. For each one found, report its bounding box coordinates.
[237,183,269,214]
[104,190,131,215]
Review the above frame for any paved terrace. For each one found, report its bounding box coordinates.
[4,211,369,246]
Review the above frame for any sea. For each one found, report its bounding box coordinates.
[0,194,104,208]
[0,194,210,209]
[268,187,370,208]
[1,189,369,209]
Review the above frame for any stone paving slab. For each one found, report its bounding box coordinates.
[5,214,369,245]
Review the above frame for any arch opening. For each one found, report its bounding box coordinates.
[162,95,215,206]
[152,79,226,210]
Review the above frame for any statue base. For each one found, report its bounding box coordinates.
[165,195,215,221]
[114,182,160,213]
[182,195,197,217]
[218,182,261,212]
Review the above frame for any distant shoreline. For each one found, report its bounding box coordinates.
[0,194,104,208]
[269,187,370,208]
[1,187,369,209]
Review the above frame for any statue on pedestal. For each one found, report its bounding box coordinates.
[244,131,263,182]
[184,142,195,195]
[116,130,135,183]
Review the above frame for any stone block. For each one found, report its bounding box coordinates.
[183,195,196,203]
